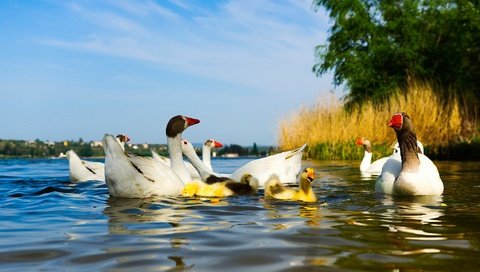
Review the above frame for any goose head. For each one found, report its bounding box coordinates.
[387,112,415,132]
[204,139,223,149]
[355,137,372,153]
[166,115,200,138]
[115,134,130,143]
[181,139,198,157]
[115,134,130,151]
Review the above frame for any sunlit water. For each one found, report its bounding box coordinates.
[1,158,479,271]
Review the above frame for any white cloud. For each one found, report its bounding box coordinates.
[45,0,330,94]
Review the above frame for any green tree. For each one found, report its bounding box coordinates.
[251,142,259,156]
[313,0,480,111]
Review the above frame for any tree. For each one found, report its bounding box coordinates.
[251,142,259,156]
[313,0,480,111]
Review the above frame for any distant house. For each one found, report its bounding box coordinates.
[90,141,102,147]
[222,153,239,158]
[142,143,149,149]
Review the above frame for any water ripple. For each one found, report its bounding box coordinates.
[1,158,480,270]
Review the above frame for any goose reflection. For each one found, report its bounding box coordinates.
[103,196,194,236]
[376,194,446,240]
[103,196,232,236]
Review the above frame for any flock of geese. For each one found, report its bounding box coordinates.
[66,112,444,203]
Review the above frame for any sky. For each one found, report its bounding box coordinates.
[0,0,336,146]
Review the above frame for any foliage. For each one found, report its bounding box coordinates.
[278,81,475,160]
[312,0,480,113]
[217,144,250,156]
[0,139,167,158]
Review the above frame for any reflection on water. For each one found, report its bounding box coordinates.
[0,158,480,270]
[375,195,445,240]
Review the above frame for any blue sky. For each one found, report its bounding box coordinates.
[0,0,335,146]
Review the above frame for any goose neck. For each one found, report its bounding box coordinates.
[184,145,214,181]
[168,134,190,183]
[397,130,420,171]
[202,145,212,170]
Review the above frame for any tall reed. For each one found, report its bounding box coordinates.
[278,81,474,159]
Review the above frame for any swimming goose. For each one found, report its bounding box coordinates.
[180,139,305,187]
[356,137,390,175]
[67,134,130,182]
[376,112,444,196]
[103,115,200,198]
[264,167,317,202]
[226,144,306,187]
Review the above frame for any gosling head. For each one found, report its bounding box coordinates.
[301,168,315,183]
[181,183,199,197]
[240,173,259,193]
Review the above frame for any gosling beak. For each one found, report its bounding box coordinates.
[307,170,315,182]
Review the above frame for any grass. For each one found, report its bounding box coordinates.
[278,81,477,160]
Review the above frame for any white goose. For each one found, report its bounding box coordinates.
[356,137,390,175]
[103,115,200,198]
[376,112,444,196]
[181,139,306,187]
[226,144,306,187]
[66,134,130,182]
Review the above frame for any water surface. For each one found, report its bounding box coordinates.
[0,158,479,271]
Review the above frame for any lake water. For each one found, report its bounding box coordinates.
[1,158,479,271]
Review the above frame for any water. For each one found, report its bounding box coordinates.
[1,158,479,271]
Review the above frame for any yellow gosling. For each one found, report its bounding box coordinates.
[264,167,317,203]
[181,174,259,198]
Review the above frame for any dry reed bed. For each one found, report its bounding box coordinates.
[278,82,465,159]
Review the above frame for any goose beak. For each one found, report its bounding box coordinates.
[214,140,223,148]
[185,116,200,127]
[355,137,363,145]
[387,113,403,129]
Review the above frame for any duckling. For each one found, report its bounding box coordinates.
[181,173,259,197]
[264,167,317,202]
